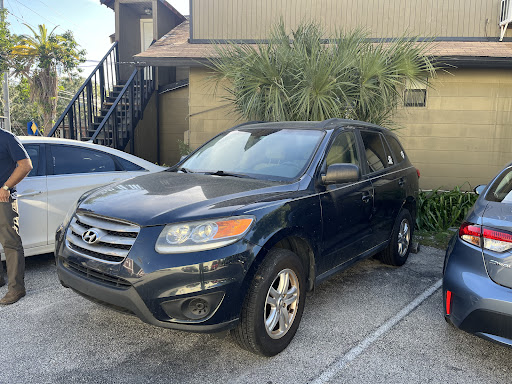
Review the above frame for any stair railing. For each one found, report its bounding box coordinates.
[48,42,119,139]
[90,66,155,153]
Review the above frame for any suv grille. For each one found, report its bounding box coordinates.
[66,213,140,263]
[63,259,132,289]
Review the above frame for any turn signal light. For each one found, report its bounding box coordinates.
[459,222,512,252]
[459,222,481,247]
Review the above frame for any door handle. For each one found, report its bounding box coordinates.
[398,177,405,187]
[17,191,43,198]
[362,193,372,203]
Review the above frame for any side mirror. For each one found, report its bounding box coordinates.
[474,185,486,195]
[322,164,360,185]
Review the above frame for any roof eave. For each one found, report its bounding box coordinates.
[437,56,512,68]
[134,54,512,69]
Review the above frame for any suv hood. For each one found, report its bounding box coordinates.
[78,171,298,226]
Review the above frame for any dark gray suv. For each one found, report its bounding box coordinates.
[55,119,419,356]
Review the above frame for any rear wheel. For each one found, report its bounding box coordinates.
[232,248,306,356]
[379,209,413,266]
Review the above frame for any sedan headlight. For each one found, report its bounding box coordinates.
[155,216,255,254]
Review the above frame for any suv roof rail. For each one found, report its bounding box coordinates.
[230,121,265,129]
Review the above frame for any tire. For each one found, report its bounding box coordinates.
[379,209,413,266]
[232,248,306,356]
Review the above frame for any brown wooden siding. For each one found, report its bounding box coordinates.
[191,0,510,40]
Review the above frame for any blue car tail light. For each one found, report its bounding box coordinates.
[459,222,512,252]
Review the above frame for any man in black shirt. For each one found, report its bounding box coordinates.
[0,129,32,305]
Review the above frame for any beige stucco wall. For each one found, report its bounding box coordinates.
[133,92,158,163]
[395,69,512,190]
[183,67,512,190]
[187,68,241,149]
[159,86,190,166]
[191,0,511,40]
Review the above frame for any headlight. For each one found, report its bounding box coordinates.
[155,216,255,254]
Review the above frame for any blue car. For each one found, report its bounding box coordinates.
[444,163,512,347]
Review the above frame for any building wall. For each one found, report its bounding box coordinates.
[159,86,190,166]
[396,69,512,190]
[133,92,159,163]
[191,0,512,40]
[116,2,141,81]
[187,68,241,149]
[184,67,512,190]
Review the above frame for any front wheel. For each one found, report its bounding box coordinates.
[379,209,413,266]
[232,248,306,356]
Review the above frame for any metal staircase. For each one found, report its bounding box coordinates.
[48,42,155,154]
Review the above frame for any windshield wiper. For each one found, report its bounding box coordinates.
[177,167,194,173]
[204,170,254,179]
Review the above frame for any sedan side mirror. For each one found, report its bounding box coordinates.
[474,185,486,195]
[322,164,360,185]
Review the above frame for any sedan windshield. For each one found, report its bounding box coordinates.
[181,128,324,180]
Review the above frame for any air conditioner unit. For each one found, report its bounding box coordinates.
[499,0,512,41]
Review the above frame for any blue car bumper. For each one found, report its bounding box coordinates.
[443,236,512,347]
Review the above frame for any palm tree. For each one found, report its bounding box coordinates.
[11,24,85,132]
[208,22,437,127]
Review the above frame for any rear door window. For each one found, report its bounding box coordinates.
[360,131,392,173]
[50,145,118,175]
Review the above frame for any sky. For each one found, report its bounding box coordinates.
[5,0,190,76]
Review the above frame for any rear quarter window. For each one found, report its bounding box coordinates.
[386,136,407,164]
[485,167,512,204]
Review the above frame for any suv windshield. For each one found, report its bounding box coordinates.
[486,166,512,204]
[180,128,324,180]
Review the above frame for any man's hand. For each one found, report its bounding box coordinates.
[1,158,33,203]
[0,188,9,203]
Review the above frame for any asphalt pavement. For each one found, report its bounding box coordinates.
[1,246,511,384]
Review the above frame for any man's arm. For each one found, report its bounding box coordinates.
[0,158,33,202]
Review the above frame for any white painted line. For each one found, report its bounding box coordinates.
[311,278,443,384]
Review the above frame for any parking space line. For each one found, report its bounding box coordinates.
[310,279,443,384]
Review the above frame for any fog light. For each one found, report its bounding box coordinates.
[161,291,224,322]
[188,298,210,319]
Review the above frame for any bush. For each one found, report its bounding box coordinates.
[416,186,478,231]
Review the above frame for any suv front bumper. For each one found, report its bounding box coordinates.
[55,225,262,333]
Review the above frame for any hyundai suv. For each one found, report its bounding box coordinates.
[55,119,419,356]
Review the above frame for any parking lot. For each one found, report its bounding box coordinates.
[1,246,512,384]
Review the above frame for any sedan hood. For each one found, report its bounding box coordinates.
[78,171,298,226]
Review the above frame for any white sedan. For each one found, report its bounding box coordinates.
[1,137,165,258]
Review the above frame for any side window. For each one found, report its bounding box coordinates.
[325,131,360,169]
[24,145,40,177]
[116,156,145,171]
[386,135,406,164]
[51,145,117,175]
[360,131,389,173]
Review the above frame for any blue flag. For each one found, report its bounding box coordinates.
[27,121,39,136]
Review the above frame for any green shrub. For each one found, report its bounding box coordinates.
[416,185,478,231]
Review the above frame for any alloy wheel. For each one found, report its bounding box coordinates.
[264,268,300,339]
[397,219,410,257]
